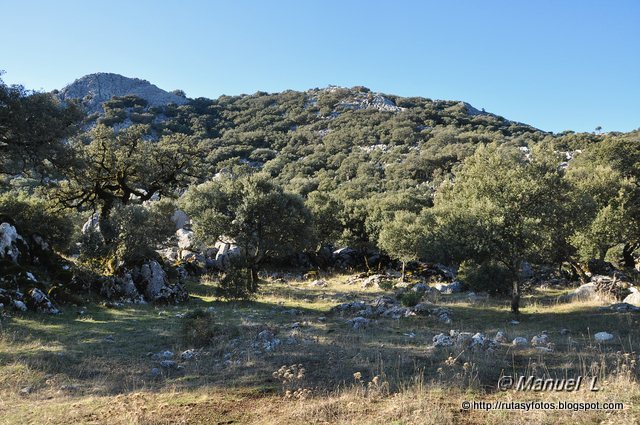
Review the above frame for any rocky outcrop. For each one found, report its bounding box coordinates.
[136,260,188,303]
[58,73,188,113]
[0,222,24,262]
[339,93,404,113]
[330,296,452,324]
[623,287,640,306]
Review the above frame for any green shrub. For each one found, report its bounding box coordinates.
[398,290,422,307]
[216,266,257,300]
[378,279,395,291]
[181,309,240,348]
[0,191,76,251]
[458,260,511,295]
[78,199,175,269]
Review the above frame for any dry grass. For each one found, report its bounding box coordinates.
[1,274,639,424]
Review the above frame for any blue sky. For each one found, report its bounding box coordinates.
[1,0,638,133]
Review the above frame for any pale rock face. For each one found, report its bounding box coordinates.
[58,73,188,113]
[0,222,23,262]
[171,210,190,230]
[623,287,640,306]
[81,213,101,234]
[140,260,169,300]
[561,283,597,302]
[213,241,241,269]
[176,229,196,250]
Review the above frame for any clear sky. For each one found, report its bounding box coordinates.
[1,0,638,133]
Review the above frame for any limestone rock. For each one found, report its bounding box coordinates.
[59,73,188,114]
[28,288,60,314]
[171,210,190,230]
[349,316,371,330]
[136,261,188,303]
[0,222,23,262]
[512,337,528,346]
[176,229,196,250]
[623,287,640,306]
[531,334,549,346]
[433,333,454,347]
[594,332,614,343]
[494,331,508,343]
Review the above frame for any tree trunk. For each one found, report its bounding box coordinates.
[511,280,520,315]
[401,261,406,282]
[622,242,638,270]
[249,267,259,292]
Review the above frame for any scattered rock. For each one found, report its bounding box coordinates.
[594,332,614,343]
[453,331,474,346]
[412,283,429,293]
[432,333,454,347]
[494,331,508,343]
[257,329,281,351]
[19,386,32,396]
[309,279,328,287]
[470,333,486,348]
[535,346,553,353]
[531,334,549,346]
[348,317,371,330]
[180,349,197,361]
[560,328,571,336]
[159,360,177,369]
[433,281,463,294]
[602,302,640,313]
[560,283,597,302]
[512,337,528,346]
[510,320,520,325]
[28,288,60,314]
[12,300,27,312]
[153,350,174,360]
[360,274,390,289]
[150,367,161,377]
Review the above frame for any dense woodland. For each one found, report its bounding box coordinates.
[1,73,639,311]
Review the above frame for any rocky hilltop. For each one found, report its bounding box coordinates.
[58,72,188,113]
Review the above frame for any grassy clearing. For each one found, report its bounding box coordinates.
[1,274,639,424]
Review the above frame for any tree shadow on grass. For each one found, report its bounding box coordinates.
[1,288,639,399]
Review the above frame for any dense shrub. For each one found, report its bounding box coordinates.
[215,265,257,300]
[0,191,76,251]
[398,290,422,307]
[457,260,512,295]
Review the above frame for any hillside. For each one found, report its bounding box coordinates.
[2,70,640,425]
